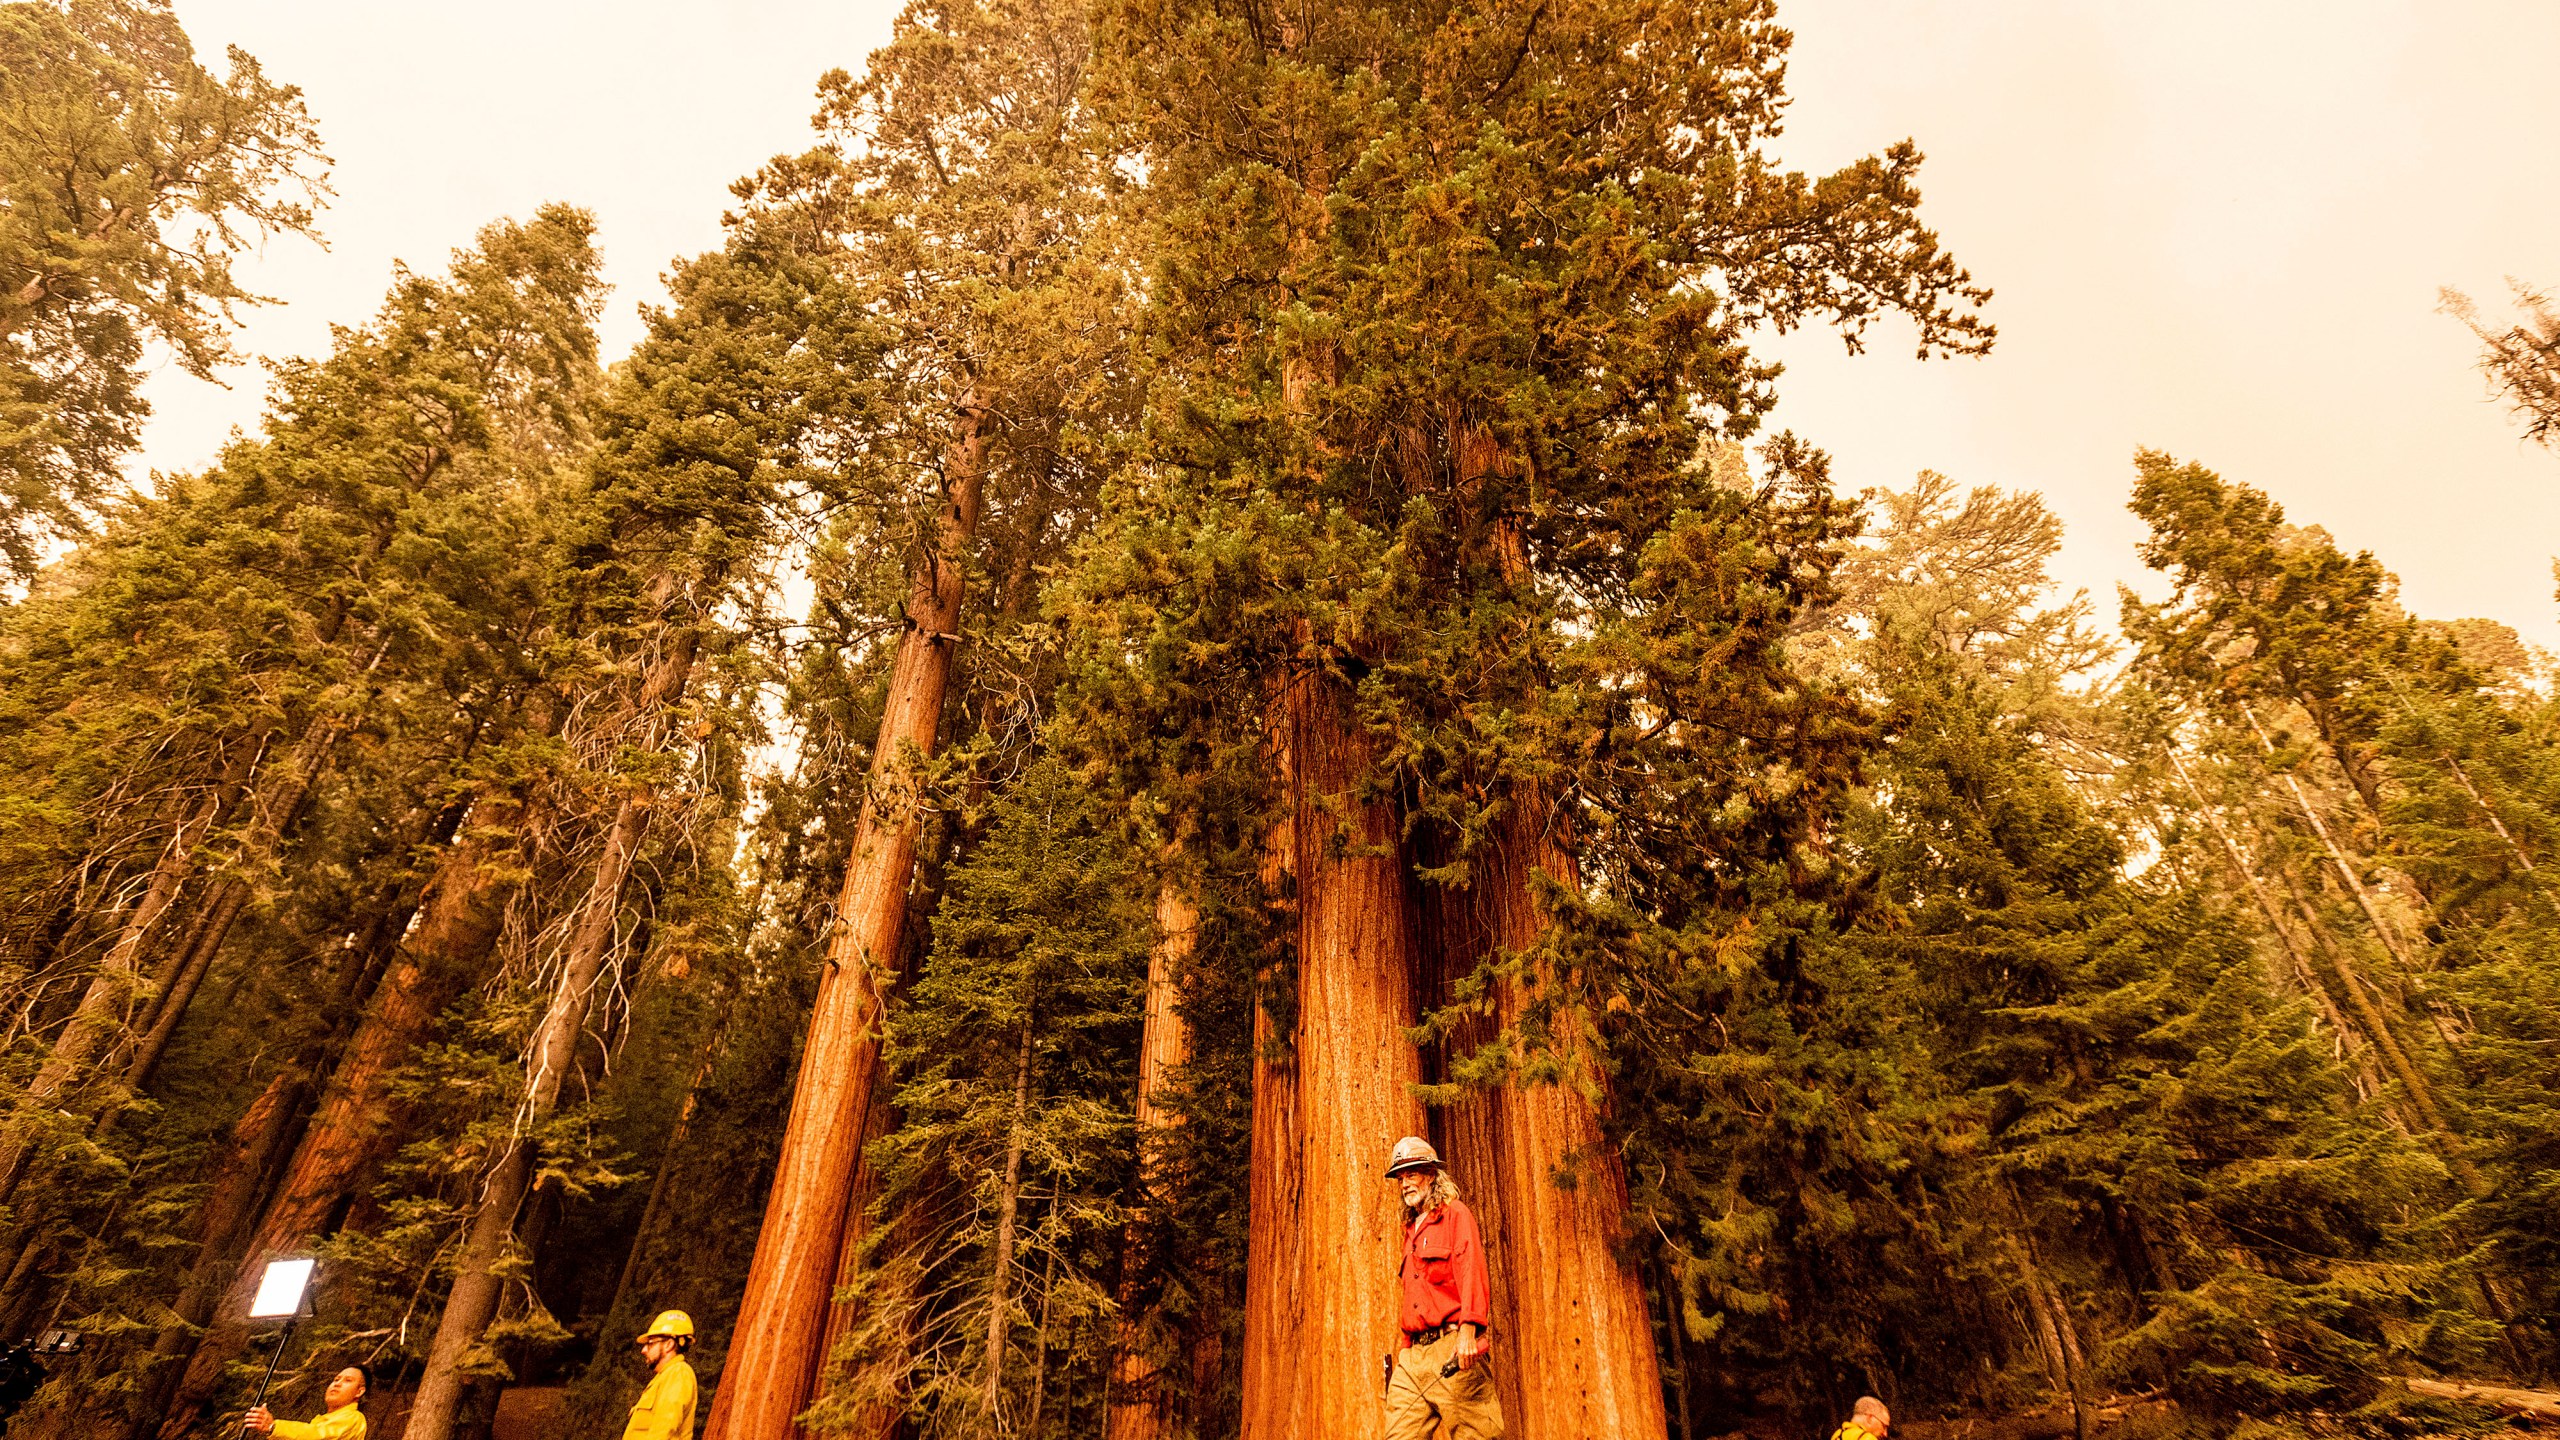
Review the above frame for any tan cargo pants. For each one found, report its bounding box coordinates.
[1384,1329,1504,1440]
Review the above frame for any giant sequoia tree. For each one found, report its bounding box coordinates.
[708,2,1136,1433]
[1069,1,1990,1436]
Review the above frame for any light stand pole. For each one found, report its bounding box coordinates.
[240,1320,295,1437]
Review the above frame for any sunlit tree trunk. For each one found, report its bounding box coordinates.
[1106,873,1197,1440]
[1240,657,1426,1440]
[707,399,987,1440]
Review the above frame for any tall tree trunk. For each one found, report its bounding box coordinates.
[1237,739,1306,1440]
[127,1067,306,1434]
[126,876,440,1435]
[1106,874,1198,1440]
[707,397,987,1440]
[983,1017,1036,1418]
[2165,751,2382,1095]
[408,622,697,1440]
[1430,790,1668,1440]
[2275,870,2467,1154]
[1418,423,1665,1437]
[2441,754,2543,875]
[0,751,257,1203]
[2245,709,2420,972]
[156,807,523,1440]
[1240,657,1426,1440]
[2009,1234,2092,1440]
[118,877,247,1094]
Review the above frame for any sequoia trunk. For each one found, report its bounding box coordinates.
[1240,660,1426,1440]
[1237,741,1306,1440]
[1427,792,1668,1440]
[707,398,987,1440]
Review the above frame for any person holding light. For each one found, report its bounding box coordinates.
[241,1364,369,1440]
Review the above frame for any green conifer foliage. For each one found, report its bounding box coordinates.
[0,0,329,579]
[812,754,1152,1437]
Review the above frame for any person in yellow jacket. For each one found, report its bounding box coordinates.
[623,1309,700,1440]
[1831,1395,1893,1440]
[241,1363,370,1440]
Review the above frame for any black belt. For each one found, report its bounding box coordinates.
[1405,1323,1459,1348]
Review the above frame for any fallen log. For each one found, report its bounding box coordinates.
[2396,1378,2560,1424]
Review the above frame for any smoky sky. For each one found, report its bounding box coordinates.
[137,0,2560,644]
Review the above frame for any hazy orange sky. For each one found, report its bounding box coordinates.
[140,2,2560,644]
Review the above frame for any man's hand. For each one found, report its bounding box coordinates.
[1454,1324,1487,1371]
[242,1405,276,1434]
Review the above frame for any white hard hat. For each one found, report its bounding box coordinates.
[1385,1135,1442,1177]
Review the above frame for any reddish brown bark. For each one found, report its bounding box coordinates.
[156,810,521,1439]
[1430,794,1667,1440]
[1387,422,1668,1436]
[707,401,987,1440]
[129,1068,304,1431]
[1238,717,1305,1440]
[1105,875,1198,1440]
[1239,662,1427,1440]
[127,878,439,1436]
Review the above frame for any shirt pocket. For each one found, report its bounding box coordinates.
[1413,1230,1456,1288]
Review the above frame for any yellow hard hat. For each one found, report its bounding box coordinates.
[638,1310,695,1341]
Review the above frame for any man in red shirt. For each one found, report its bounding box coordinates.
[1384,1135,1504,1440]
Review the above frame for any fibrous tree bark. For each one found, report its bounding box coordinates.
[1428,790,1667,1440]
[1238,730,1306,1440]
[706,400,987,1440]
[1105,873,1198,1440]
[1239,658,1427,1440]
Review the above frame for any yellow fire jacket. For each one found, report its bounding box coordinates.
[270,1404,366,1440]
[621,1355,700,1440]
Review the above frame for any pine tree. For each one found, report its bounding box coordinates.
[0,0,327,579]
